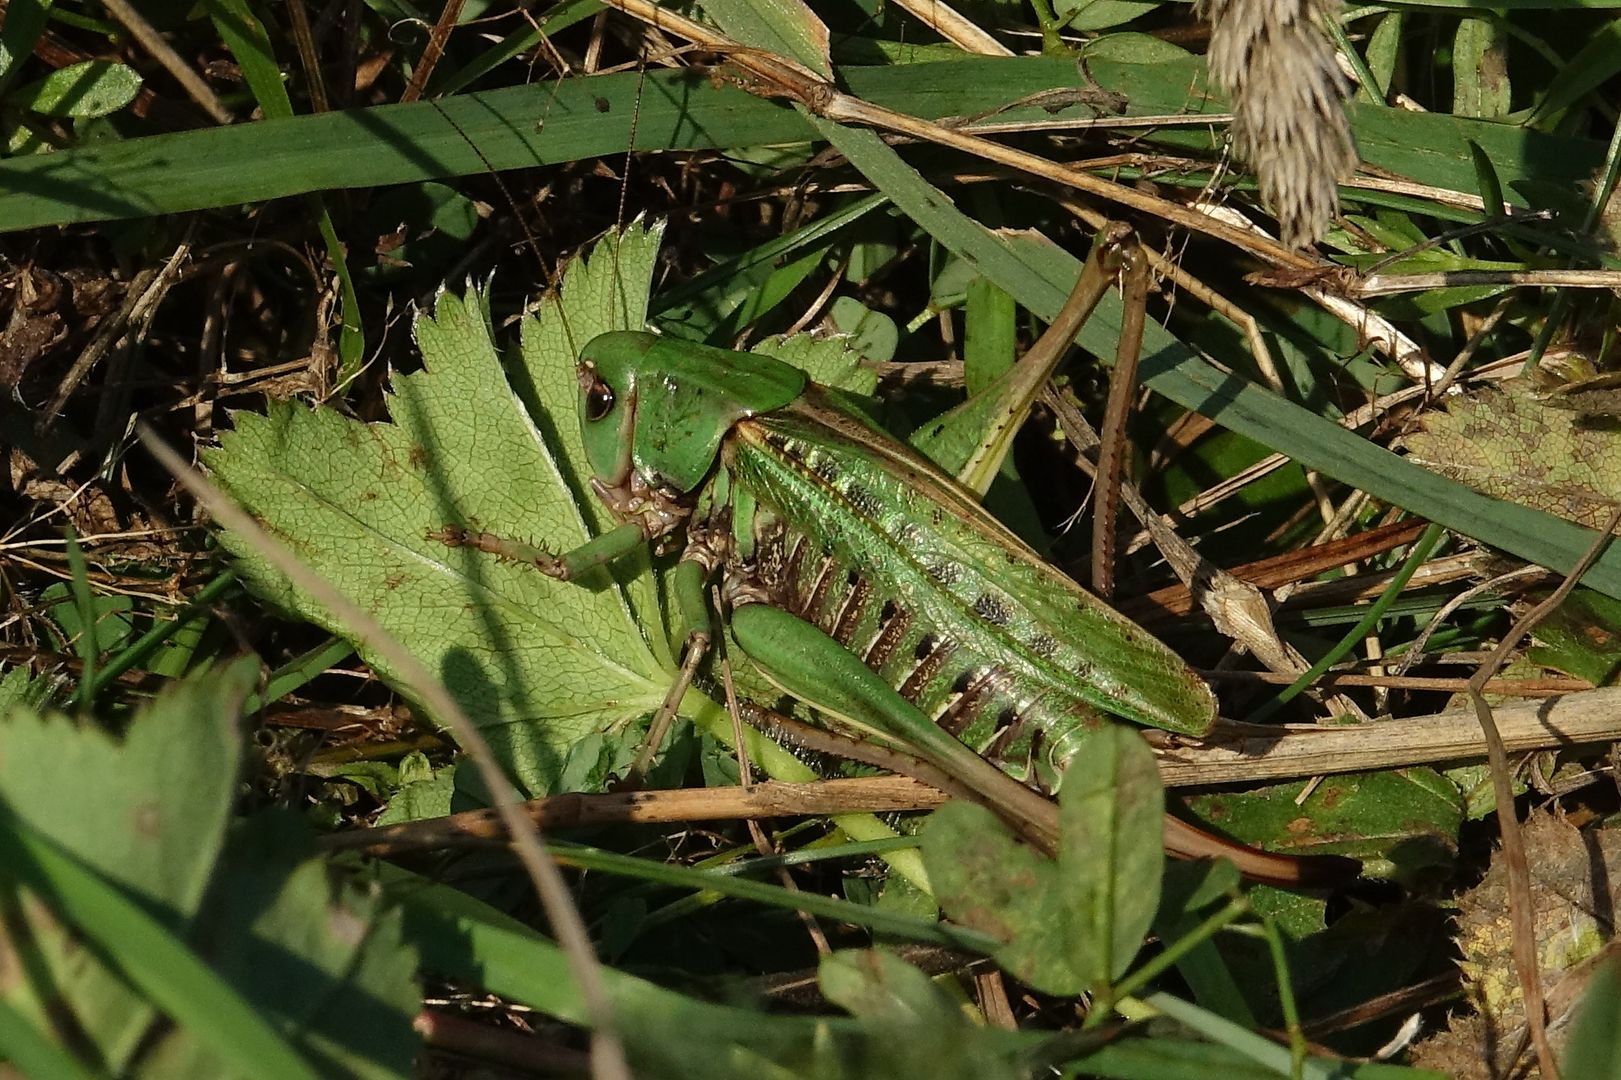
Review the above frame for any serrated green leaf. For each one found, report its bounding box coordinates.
[0,664,52,714]
[755,331,879,395]
[375,768,457,827]
[205,252,671,794]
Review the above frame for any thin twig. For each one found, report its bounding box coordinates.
[323,776,951,855]
[887,0,1011,54]
[1151,686,1621,786]
[41,236,193,431]
[102,0,233,124]
[1203,670,1589,695]
[284,0,330,113]
[1464,505,1621,1080]
[1357,268,1621,297]
[400,0,467,102]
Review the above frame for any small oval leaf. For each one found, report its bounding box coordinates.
[12,60,142,118]
[1059,725,1164,982]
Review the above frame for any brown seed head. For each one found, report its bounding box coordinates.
[1197,0,1359,247]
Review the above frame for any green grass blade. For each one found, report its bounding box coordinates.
[1526,18,1621,123]
[63,527,98,712]
[0,996,105,1080]
[0,57,1604,231]
[87,572,238,699]
[1145,992,1411,1078]
[552,842,998,951]
[205,0,293,118]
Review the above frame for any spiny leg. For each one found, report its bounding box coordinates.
[431,519,715,782]
[712,584,756,790]
[627,558,714,782]
[430,520,649,581]
[626,631,707,781]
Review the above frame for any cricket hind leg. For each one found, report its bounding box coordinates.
[727,601,1062,854]
[727,603,1359,888]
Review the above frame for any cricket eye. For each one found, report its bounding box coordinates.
[584,379,615,422]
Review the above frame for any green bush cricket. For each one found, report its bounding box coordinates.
[434,234,1355,888]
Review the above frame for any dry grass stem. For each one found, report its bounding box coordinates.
[326,776,952,854]
[1090,240,1148,599]
[102,0,232,124]
[1152,686,1621,785]
[887,0,1012,55]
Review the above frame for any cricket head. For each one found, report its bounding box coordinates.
[575,330,649,490]
[576,330,808,495]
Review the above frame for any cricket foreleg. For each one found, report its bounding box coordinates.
[429,520,649,581]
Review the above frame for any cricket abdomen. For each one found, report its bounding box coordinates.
[748,521,1099,787]
[722,403,1131,786]
[724,392,1216,737]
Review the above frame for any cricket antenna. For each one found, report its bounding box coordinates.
[426,93,568,337]
[604,29,650,351]
[429,12,660,362]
